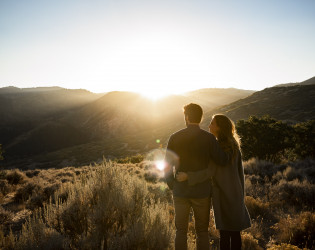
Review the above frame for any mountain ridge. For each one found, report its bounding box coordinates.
[1,78,314,169]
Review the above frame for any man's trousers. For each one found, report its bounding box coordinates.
[173,196,211,250]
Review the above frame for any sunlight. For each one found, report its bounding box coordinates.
[155,160,166,171]
[137,90,171,101]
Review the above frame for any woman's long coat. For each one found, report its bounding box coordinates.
[187,150,251,231]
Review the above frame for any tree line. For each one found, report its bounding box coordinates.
[236,116,315,163]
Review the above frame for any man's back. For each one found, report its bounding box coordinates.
[168,124,213,173]
[165,124,227,198]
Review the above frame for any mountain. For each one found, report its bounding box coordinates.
[0,87,253,168]
[0,87,102,154]
[0,87,102,124]
[201,84,315,127]
[274,76,315,87]
[183,88,255,109]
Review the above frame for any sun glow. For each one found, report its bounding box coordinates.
[155,160,166,171]
[137,90,171,101]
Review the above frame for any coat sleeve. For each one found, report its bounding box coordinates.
[164,135,176,190]
[237,151,245,195]
[208,134,230,166]
[187,160,218,186]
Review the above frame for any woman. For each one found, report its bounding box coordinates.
[176,114,251,250]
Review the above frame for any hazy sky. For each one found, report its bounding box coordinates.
[1,0,314,98]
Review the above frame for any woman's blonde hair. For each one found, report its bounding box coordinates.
[212,114,241,159]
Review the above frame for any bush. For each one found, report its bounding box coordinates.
[274,212,315,249]
[241,232,263,250]
[0,206,13,225]
[6,161,173,249]
[25,170,40,178]
[267,243,302,250]
[0,180,12,196]
[245,196,275,222]
[14,182,40,203]
[6,170,26,185]
[269,179,315,210]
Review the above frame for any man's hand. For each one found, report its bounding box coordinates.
[176,172,188,182]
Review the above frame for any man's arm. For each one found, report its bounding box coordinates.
[177,160,217,186]
[164,135,176,190]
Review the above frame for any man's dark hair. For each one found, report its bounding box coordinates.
[183,103,203,123]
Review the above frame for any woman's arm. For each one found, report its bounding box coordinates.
[176,161,217,186]
[237,151,245,195]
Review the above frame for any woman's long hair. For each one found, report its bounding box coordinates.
[212,114,241,160]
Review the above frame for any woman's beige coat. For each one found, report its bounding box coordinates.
[187,150,251,231]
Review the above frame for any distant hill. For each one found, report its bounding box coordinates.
[183,88,255,109]
[0,86,253,168]
[0,87,102,153]
[274,76,315,87]
[201,84,315,127]
[0,87,103,124]
[2,81,315,169]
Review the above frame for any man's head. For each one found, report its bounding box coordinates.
[183,103,203,124]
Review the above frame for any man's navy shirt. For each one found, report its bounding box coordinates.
[165,124,229,198]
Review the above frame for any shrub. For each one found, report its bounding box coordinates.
[6,170,26,185]
[0,179,12,196]
[0,170,7,179]
[245,196,276,222]
[14,212,64,250]
[28,183,61,209]
[269,179,315,210]
[144,171,159,183]
[14,182,40,203]
[241,232,263,250]
[7,161,173,249]
[25,170,40,178]
[274,212,315,249]
[0,206,13,225]
[267,243,302,250]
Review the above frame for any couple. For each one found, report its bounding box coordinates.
[164,103,251,250]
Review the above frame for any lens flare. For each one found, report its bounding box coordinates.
[155,160,165,171]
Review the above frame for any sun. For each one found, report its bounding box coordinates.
[155,160,166,171]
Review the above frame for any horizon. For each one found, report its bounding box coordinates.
[1,0,315,98]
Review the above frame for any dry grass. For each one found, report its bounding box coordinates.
[0,158,314,249]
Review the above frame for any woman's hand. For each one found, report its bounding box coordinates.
[176,172,188,182]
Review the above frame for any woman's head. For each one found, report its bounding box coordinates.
[209,114,240,157]
[210,114,235,138]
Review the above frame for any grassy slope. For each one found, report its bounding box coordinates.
[1,158,314,249]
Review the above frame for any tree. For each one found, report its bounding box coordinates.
[0,144,3,160]
[236,115,293,162]
[293,120,315,159]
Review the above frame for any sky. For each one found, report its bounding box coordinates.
[1,0,315,98]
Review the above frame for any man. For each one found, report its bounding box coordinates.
[164,103,229,250]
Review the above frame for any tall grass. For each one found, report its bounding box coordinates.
[0,161,173,249]
[1,158,315,249]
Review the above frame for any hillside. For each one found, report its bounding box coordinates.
[2,81,315,169]
[201,84,315,127]
[0,87,102,157]
[0,87,102,124]
[274,76,315,87]
[0,87,253,168]
[183,88,255,109]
